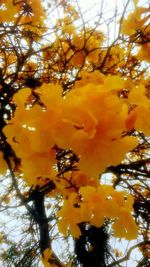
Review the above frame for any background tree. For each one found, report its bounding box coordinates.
[0,0,150,266]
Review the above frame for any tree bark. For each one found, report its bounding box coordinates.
[34,192,50,254]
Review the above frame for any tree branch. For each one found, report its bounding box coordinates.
[108,241,150,267]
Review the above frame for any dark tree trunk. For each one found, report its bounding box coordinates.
[75,223,109,267]
[34,193,50,254]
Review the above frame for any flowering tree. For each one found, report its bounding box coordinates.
[0,0,150,266]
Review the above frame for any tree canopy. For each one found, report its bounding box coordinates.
[0,0,150,266]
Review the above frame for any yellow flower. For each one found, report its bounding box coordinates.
[0,151,7,175]
[121,6,150,36]
[113,212,138,240]
[137,43,150,62]
[41,248,57,267]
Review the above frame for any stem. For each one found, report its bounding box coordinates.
[33,192,62,267]
[34,192,50,254]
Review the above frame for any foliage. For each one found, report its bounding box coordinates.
[0,0,150,266]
